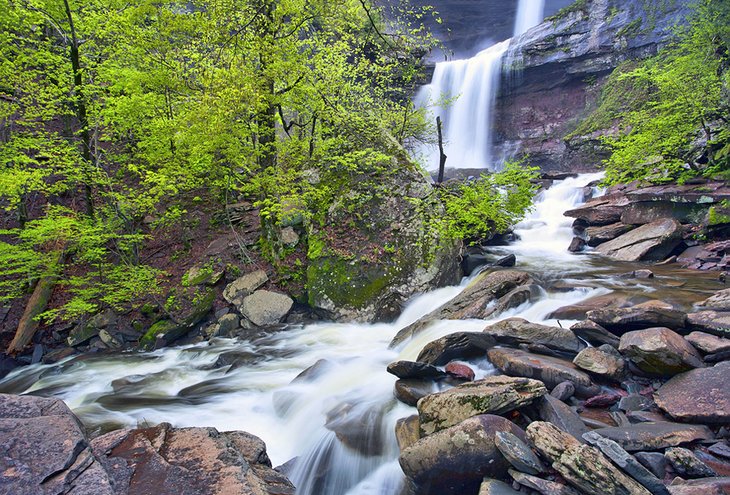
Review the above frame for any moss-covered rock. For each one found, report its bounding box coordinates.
[139,289,216,350]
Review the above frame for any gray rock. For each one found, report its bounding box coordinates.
[509,470,581,495]
[685,331,730,354]
[399,414,526,495]
[479,478,522,495]
[324,401,388,456]
[395,379,435,407]
[686,311,730,339]
[665,447,717,478]
[583,431,671,495]
[635,452,668,479]
[495,430,546,475]
[595,218,683,262]
[387,360,447,380]
[569,237,586,252]
[585,223,635,247]
[571,319,621,348]
[416,332,496,365]
[483,317,585,354]
[67,309,118,347]
[619,327,704,376]
[536,394,589,441]
[667,478,729,495]
[549,293,634,321]
[527,421,652,495]
[618,394,654,413]
[279,226,299,246]
[390,270,533,346]
[483,284,540,318]
[241,290,293,327]
[591,422,715,452]
[697,289,730,311]
[708,442,730,459]
[655,362,730,424]
[417,376,546,436]
[573,346,626,380]
[487,348,600,397]
[588,300,687,334]
[551,381,576,401]
[223,269,268,306]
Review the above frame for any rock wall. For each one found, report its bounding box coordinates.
[494,0,690,172]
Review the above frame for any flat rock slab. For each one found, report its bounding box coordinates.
[487,348,599,397]
[686,311,730,338]
[685,332,730,354]
[483,317,584,354]
[399,414,526,495]
[417,376,546,436]
[416,332,496,366]
[537,394,589,441]
[570,320,621,348]
[697,289,730,311]
[655,362,730,424]
[387,360,447,380]
[223,270,268,306]
[591,422,715,451]
[587,300,687,334]
[595,218,682,262]
[619,327,704,376]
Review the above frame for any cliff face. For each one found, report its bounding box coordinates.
[493,0,690,173]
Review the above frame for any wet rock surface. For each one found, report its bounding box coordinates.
[654,362,730,424]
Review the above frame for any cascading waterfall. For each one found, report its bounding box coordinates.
[0,175,613,495]
[416,0,545,171]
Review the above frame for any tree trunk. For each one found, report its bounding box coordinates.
[437,116,447,184]
[6,275,57,355]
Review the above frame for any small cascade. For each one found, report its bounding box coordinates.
[416,0,546,171]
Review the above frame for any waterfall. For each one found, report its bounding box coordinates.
[416,0,545,171]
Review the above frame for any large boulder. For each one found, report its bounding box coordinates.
[654,362,730,424]
[585,223,635,247]
[587,300,687,334]
[618,327,704,376]
[595,218,683,262]
[565,198,624,226]
[526,422,652,495]
[399,414,525,495]
[390,270,533,346]
[417,376,547,435]
[305,161,460,323]
[685,332,730,354]
[487,348,600,397]
[482,317,585,354]
[686,311,730,338]
[223,270,268,307]
[573,346,626,381]
[696,289,730,312]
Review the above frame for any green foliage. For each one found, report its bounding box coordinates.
[599,0,730,185]
[438,161,539,243]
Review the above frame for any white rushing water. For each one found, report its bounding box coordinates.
[0,174,608,495]
[416,0,546,171]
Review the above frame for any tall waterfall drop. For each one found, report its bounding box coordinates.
[416,0,546,170]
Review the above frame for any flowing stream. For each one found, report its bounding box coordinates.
[416,0,546,170]
[3,173,720,494]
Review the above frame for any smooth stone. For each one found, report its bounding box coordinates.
[495,430,546,475]
[635,451,669,478]
[685,331,730,354]
[665,447,718,478]
[395,415,420,452]
[585,392,622,408]
[482,317,585,354]
[667,478,728,495]
[708,442,730,460]
[417,332,496,366]
[551,381,576,401]
[570,319,621,347]
[619,394,655,412]
[619,327,704,376]
[585,222,635,247]
[536,394,589,441]
[573,346,626,380]
[588,300,687,334]
[399,414,526,495]
[550,293,635,321]
[386,360,447,380]
[417,376,546,436]
[591,422,715,452]
[569,236,586,252]
[487,348,600,397]
[444,362,475,381]
[509,470,581,495]
[527,421,652,495]
[583,431,671,495]
[241,290,293,327]
[654,362,730,424]
[595,218,683,262]
[483,284,540,318]
[395,379,435,407]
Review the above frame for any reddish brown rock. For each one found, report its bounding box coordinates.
[445,362,475,381]
[655,362,730,424]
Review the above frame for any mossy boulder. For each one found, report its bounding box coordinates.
[139,289,216,350]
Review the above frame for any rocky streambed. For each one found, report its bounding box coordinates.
[2,175,730,495]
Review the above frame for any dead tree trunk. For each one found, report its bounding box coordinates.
[436,116,447,184]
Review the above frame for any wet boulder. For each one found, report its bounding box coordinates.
[536,395,589,441]
[390,269,533,346]
[399,414,526,495]
[444,362,475,381]
[585,222,635,247]
[482,317,585,354]
[482,284,540,318]
[417,376,546,436]
[570,320,621,348]
[494,430,546,475]
[395,379,436,407]
[324,401,388,456]
[526,421,652,495]
[395,415,421,452]
[416,332,496,366]
[549,293,637,322]
[587,300,687,334]
[619,327,704,376]
[487,348,600,397]
[590,422,715,451]
[386,360,446,380]
[564,198,624,226]
[595,218,683,262]
[654,362,730,424]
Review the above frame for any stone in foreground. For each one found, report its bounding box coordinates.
[417,376,546,435]
[527,421,652,495]
[495,430,546,475]
[399,414,525,495]
[654,362,730,424]
[591,422,715,451]
[595,218,682,262]
[619,327,704,376]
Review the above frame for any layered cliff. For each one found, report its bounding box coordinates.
[494,0,690,172]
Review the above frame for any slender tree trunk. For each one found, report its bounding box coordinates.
[437,116,447,184]
[63,0,94,217]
